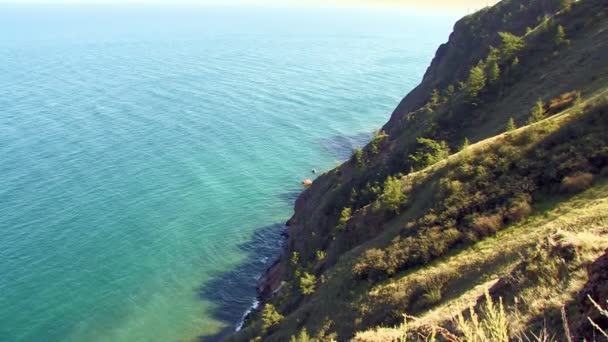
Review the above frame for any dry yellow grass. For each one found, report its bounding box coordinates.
[355,178,608,341]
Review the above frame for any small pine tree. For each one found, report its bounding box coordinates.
[527,99,546,124]
[381,176,406,214]
[512,56,520,67]
[555,25,567,45]
[370,130,387,155]
[498,31,525,61]
[572,91,583,115]
[460,137,470,151]
[465,61,487,102]
[488,60,501,84]
[290,329,312,342]
[506,117,517,131]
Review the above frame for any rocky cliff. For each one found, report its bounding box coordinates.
[230,0,608,340]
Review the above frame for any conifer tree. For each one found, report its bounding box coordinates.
[555,25,567,45]
[261,304,283,329]
[527,99,546,124]
[498,32,525,61]
[512,56,520,67]
[381,176,406,214]
[506,117,517,131]
[488,60,501,84]
[465,61,487,102]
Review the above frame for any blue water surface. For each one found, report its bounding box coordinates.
[0,5,459,341]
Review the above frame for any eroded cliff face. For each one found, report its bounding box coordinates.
[383,0,563,136]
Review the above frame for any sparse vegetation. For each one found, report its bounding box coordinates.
[370,131,387,156]
[456,291,508,342]
[230,1,608,340]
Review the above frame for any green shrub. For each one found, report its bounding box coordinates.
[354,148,364,168]
[380,176,407,214]
[422,285,443,307]
[505,195,533,222]
[316,250,327,261]
[261,304,283,329]
[471,213,503,236]
[446,84,456,97]
[409,137,450,170]
[299,272,317,295]
[336,207,352,231]
[353,248,387,279]
[429,89,440,108]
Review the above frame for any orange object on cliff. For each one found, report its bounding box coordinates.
[302,179,313,187]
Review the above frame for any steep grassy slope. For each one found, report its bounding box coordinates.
[228,0,608,340]
[354,179,608,341]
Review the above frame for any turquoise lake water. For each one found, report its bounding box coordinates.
[0,5,460,341]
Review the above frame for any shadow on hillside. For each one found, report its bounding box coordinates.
[320,131,372,161]
[197,223,286,342]
[277,190,301,207]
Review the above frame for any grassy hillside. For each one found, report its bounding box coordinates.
[228,0,608,340]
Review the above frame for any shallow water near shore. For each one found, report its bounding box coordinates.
[0,5,458,341]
